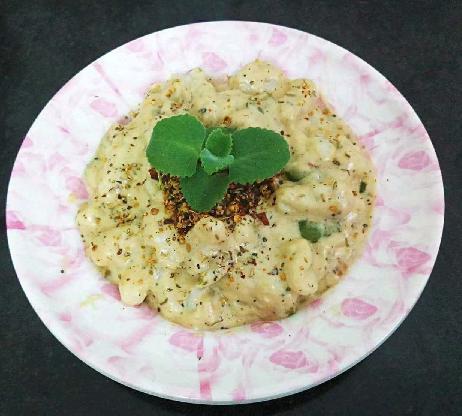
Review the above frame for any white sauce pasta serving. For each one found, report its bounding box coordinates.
[77,60,376,330]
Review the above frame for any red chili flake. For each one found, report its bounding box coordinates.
[256,212,270,226]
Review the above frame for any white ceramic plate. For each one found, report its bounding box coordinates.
[7,22,444,404]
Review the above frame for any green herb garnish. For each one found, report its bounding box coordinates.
[146,114,290,212]
[359,181,367,193]
[199,129,235,174]
[180,166,230,212]
[230,128,290,184]
[146,114,206,177]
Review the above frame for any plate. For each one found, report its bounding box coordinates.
[6,22,444,404]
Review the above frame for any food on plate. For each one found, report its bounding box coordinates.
[77,60,376,330]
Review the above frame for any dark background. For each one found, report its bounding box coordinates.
[1,1,461,415]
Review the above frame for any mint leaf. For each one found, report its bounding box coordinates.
[229,128,290,184]
[200,149,234,174]
[199,128,234,174]
[146,114,206,177]
[180,167,230,212]
[205,129,233,157]
[145,114,291,212]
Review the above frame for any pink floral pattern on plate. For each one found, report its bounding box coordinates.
[6,22,444,404]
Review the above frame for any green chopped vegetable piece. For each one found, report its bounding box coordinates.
[359,181,367,193]
[299,220,340,242]
[285,169,306,182]
[299,221,323,243]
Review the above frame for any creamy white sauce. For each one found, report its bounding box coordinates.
[77,60,376,330]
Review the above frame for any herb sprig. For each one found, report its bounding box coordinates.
[146,114,290,212]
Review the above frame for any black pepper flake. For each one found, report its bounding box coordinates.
[149,168,159,180]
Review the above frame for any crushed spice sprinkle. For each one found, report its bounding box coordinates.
[149,168,282,236]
